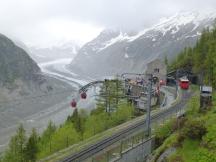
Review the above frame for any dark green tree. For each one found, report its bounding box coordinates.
[40,121,56,145]
[2,124,27,162]
[169,25,216,88]
[15,124,26,162]
[94,79,125,114]
[24,128,38,162]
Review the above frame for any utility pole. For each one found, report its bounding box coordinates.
[175,71,178,99]
[116,79,119,108]
[145,74,152,137]
[105,80,108,113]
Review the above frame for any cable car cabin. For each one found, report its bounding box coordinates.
[70,100,77,108]
[81,92,87,99]
[179,78,189,89]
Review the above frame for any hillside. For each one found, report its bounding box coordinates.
[0,33,51,101]
[69,12,216,77]
[0,34,40,83]
[151,20,216,162]
[151,91,216,162]
[169,24,216,88]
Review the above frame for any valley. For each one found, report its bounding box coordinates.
[0,58,90,153]
[0,7,216,161]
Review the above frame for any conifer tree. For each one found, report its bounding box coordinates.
[169,24,216,88]
[15,124,26,162]
[95,79,124,114]
[40,121,56,144]
[24,128,38,162]
[2,124,27,162]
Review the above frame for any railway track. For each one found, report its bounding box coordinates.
[60,90,192,162]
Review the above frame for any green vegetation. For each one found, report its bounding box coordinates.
[0,80,136,162]
[152,24,216,161]
[1,125,37,162]
[153,92,216,162]
[154,118,176,148]
[95,79,125,114]
[169,24,216,88]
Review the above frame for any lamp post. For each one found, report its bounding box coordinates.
[145,74,153,137]
[121,73,153,137]
[175,71,178,99]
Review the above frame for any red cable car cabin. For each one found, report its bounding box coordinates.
[81,92,87,99]
[70,100,77,108]
[179,78,189,89]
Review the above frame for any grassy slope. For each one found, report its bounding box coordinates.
[153,91,216,162]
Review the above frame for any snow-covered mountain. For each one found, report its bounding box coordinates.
[69,11,216,77]
[29,42,79,63]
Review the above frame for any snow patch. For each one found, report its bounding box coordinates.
[97,32,129,52]
[128,28,150,42]
[127,11,216,42]
[39,58,73,67]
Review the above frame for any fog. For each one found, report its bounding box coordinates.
[0,0,215,47]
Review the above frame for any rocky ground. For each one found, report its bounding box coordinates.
[0,58,90,153]
[0,75,75,152]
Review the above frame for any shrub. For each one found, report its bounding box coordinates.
[195,148,216,162]
[182,118,207,140]
[186,95,200,116]
[172,117,186,131]
[202,124,216,149]
[169,155,184,162]
[154,119,174,148]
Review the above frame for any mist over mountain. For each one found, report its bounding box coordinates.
[14,40,80,63]
[0,34,53,101]
[29,43,79,63]
[69,12,216,77]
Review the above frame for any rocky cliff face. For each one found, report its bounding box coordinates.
[69,12,216,77]
[0,34,41,83]
[0,34,50,101]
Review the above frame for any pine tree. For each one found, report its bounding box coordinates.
[94,79,125,114]
[71,109,84,133]
[2,124,27,162]
[40,121,56,145]
[24,128,38,162]
[169,24,216,88]
[15,124,26,162]
[2,136,18,162]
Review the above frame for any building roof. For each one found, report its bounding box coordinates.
[179,78,189,82]
[200,86,213,93]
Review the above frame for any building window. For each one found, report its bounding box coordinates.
[154,68,159,73]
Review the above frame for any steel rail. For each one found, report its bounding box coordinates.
[60,91,192,162]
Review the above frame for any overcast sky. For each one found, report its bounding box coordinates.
[0,0,216,47]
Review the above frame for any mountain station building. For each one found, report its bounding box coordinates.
[145,59,167,83]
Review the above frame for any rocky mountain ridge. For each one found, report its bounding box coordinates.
[69,11,216,77]
[0,34,51,101]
